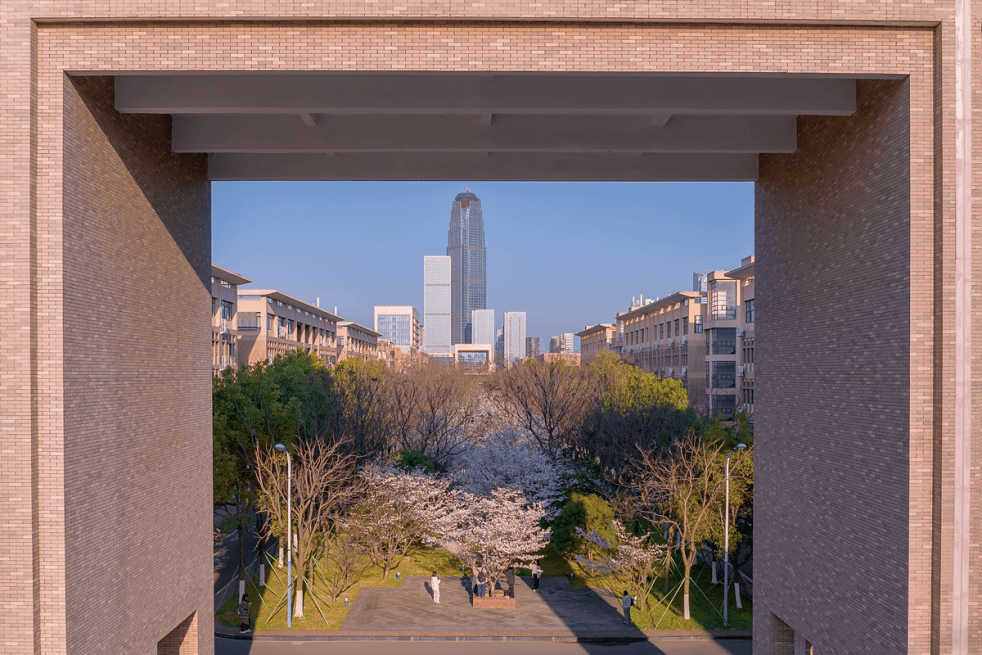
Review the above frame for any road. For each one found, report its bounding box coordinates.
[215,638,752,655]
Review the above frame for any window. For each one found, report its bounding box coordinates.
[694,315,703,333]
[212,299,216,314]
[745,298,755,323]
[221,300,233,321]
[710,280,737,319]
[712,361,737,388]
[288,320,295,336]
[712,328,737,355]
[682,316,689,335]
[660,323,665,339]
[238,312,260,329]
[674,319,680,337]
[267,313,273,330]
[711,393,737,420]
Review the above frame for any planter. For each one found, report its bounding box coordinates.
[472,594,517,609]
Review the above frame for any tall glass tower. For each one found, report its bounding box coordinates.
[447,189,486,344]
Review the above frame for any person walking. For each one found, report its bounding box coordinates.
[531,560,542,592]
[505,567,516,598]
[237,593,252,634]
[431,570,441,603]
[621,591,633,625]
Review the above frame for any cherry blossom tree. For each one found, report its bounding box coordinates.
[451,430,572,519]
[433,488,551,594]
[347,464,454,579]
[574,521,670,611]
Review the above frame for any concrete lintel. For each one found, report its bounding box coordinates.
[173,114,796,154]
[115,73,856,116]
[206,151,759,181]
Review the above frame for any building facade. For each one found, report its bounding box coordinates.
[526,335,541,358]
[705,256,755,421]
[337,322,382,362]
[236,290,341,368]
[576,323,617,363]
[453,343,494,374]
[423,255,452,356]
[548,335,561,353]
[471,308,495,346]
[560,332,575,354]
[211,264,251,376]
[494,328,504,370]
[374,305,421,349]
[503,311,527,366]
[447,190,486,344]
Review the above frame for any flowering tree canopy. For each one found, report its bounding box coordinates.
[451,430,572,519]
[433,488,551,592]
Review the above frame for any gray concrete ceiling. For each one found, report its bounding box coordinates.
[112,73,859,181]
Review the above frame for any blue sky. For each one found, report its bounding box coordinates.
[212,182,754,346]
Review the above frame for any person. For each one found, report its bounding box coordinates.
[505,567,515,598]
[237,593,252,634]
[531,560,542,592]
[476,568,488,598]
[621,591,633,625]
[431,570,441,603]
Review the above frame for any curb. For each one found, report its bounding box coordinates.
[215,629,752,643]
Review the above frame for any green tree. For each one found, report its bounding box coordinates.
[552,492,616,558]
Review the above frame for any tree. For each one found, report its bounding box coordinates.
[486,359,592,455]
[451,430,572,518]
[433,488,551,594]
[630,432,752,619]
[328,358,394,459]
[575,520,669,611]
[348,464,453,579]
[552,492,616,557]
[253,437,359,618]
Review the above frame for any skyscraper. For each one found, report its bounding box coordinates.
[503,311,527,366]
[526,336,541,358]
[471,308,495,345]
[560,332,575,354]
[423,256,451,356]
[447,189,486,344]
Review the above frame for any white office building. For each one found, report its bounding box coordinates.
[423,256,452,356]
[471,308,495,346]
[503,311,527,366]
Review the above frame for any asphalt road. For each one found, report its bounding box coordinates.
[215,638,752,655]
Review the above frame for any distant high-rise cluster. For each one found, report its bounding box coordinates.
[447,190,486,345]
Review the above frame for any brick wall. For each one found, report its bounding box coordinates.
[755,79,913,654]
[58,76,213,654]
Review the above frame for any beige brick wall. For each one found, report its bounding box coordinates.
[0,5,976,654]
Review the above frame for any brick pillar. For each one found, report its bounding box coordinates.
[157,613,199,655]
[754,79,918,654]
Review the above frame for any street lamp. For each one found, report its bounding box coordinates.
[723,442,747,628]
[274,443,292,628]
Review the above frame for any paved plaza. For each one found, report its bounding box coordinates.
[341,576,630,633]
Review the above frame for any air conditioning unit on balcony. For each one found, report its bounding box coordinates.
[278,327,287,338]
[680,367,687,376]
[667,367,674,376]
[221,355,227,365]
[653,342,659,349]
[737,326,744,336]
[681,336,687,345]
[667,339,673,346]
[738,366,745,377]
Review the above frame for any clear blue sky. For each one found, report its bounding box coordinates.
[212,182,754,346]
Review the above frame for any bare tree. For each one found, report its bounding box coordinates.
[486,359,593,455]
[328,359,394,459]
[630,432,751,620]
[253,437,359,619]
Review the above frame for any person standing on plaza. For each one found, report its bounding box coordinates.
[621,591,632,625]
[505,567,516,598]
[237,593,252,634]
[431,570,441,603]
[476,568,488,598]
[531,560,542,592]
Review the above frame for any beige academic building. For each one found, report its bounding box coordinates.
[210,264,251,376]
[337,321,382,362]
[1,1,979,653]
[236,290,341,368]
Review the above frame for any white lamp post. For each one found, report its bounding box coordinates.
[274,443,292,628]
[723,442,747,628]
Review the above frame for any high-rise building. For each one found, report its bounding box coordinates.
[374,305,421,349]
[471,308,495,346]
[526,336,541,358]
[549,335,561,353]
[494,328,504,369]
[503,311,527,365]
[447,189,486,344]
[423,256,452,356]
[560,332,575,354]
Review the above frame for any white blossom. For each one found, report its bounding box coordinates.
[574,521,669,609]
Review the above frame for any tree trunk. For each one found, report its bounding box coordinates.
[682,553,693,620]
[237,516,246,602]
[383,561,390,580]
[279,546,284,567]
[711,558,718,584]
[734,580,742,609]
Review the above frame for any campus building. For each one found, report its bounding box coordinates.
[236,290,341,368]
[576,323,617,364]
[453,343,495,374]
[337,321,382,362]
[211,264,251,376]
[705,256,756,420]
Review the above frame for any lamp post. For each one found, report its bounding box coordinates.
[723,442,747,628]
[274,443,292,628]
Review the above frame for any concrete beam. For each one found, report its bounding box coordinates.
[116,73,856,116]
[206,151,759,181]
[173,114,796,154]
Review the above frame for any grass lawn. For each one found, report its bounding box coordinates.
[217,544,462,631]
[527,545,752,631]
